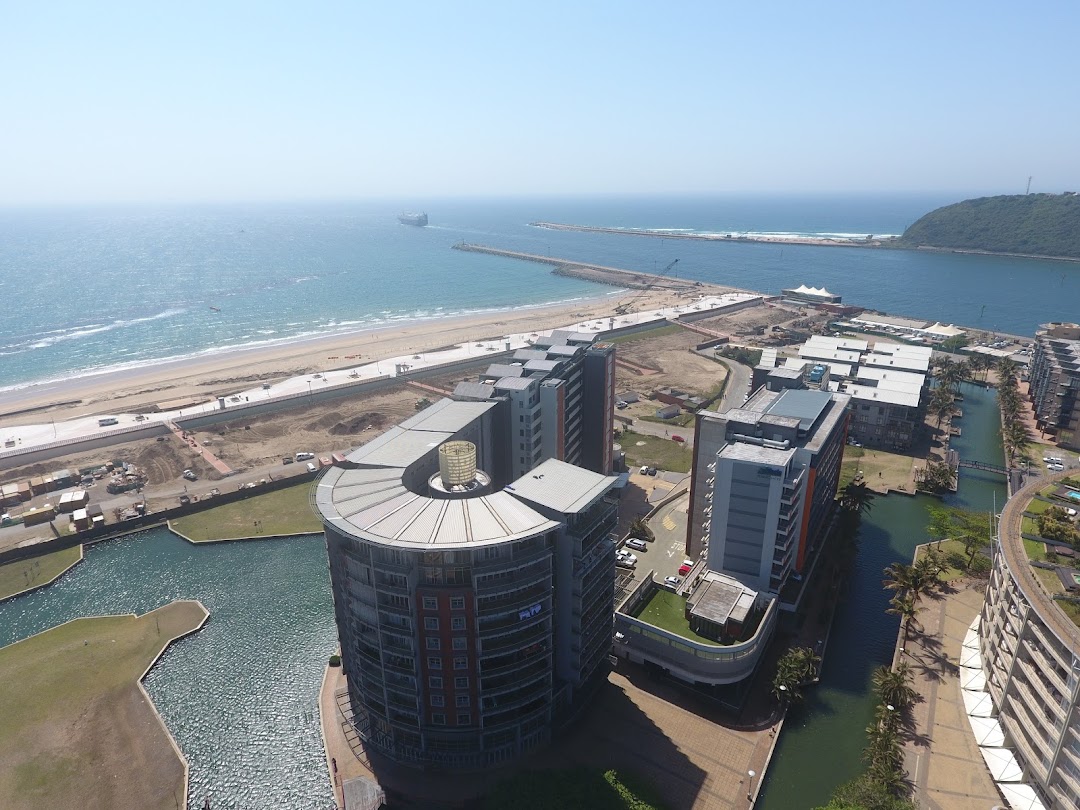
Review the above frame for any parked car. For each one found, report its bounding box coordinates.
[626,538,648,551]
[671,435,685,443]
[682,559,695,568]
[616,550,637,564]
[295,452,315,461]
[182,469,197,481]
[616,401,628,410]
[647,467,657,476]
[678,564,692,576]
[664,576,681,588]
[616,557,636,570]
[306,462,318,473]
[282,456,294,464]
[639,465,651,476]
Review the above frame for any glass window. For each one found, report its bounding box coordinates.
[422,596,438,611]
[451,616,466,631]
[452,637,468,650]
[454,656,468,670]
[424,617,439,631]
[428,676,443,689]
[432,713,446,725]
[455,695,470,708]
[454,676,469,689]
[450,596,465,611]
[427,656,442,670]
[430,694,445,707]
[426,637,441,650]
[457,713,470,725]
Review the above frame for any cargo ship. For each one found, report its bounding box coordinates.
[398,212,428,227]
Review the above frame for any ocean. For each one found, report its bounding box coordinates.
[1,195,1075,391]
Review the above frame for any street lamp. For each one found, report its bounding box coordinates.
[747,769,756,802]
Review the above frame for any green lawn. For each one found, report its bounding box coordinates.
[640,413,696,428]
[632,588,715,644]
[917,540,968,581]
[0,545,82,601]
[619,431,693,474]
[1026,498,1054,514]
[170,481,321,541]
[1021,516,1041,537]
[1024,537,1049,562]
[0,601,206,810]
[1032,565,1066,596]
[607,324,684,345]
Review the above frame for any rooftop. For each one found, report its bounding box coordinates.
[764,388,833,432]
[719,442,795,466]
[687,571,758,627]
[502,458,617,514]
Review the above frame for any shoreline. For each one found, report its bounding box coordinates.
[0,285,715,423]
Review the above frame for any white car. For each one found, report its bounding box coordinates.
[663,576,681,588]
[616,550,638,564]
[615,557,636,570]
[682,558,695,568]
[626,538,648,551]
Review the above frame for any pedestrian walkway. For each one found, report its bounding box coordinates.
[166,421,233,476]
[900,581,1003,810]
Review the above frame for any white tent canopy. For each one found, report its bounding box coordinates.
[981,746,1024,782]
[962,688,995,717]
[968,715,1006,747]
[960,666,987,691]
[998,782,1048,810]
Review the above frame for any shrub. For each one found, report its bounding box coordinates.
[328,654,342,667]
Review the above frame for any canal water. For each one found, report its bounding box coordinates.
[0,531,336,809]
[757,381,1007,809]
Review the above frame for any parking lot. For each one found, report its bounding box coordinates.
[617,489,696,590]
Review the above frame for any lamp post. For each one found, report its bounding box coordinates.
[747,769,756,802]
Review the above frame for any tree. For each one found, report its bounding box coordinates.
[629,517,654,542]
[840,480,876,514]
[773,646,821,703]
[886,593,923,643]
[916,460,956,493]
[872,663,918,711]
[928,385,955,433]
[996,356,1019,386]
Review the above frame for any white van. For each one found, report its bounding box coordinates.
[295,452,315,462]
[306,462,317,473]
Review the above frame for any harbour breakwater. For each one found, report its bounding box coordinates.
[451,242,734,292]
[529,221,897,248]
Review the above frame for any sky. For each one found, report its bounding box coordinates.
[2,0,1079,203]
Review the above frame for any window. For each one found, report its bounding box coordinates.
[427,656,442,670]
[432,713,446,725]
[457,713,471,725]
[424,617,440,631]
[430,694,445,707]
[452,637,468,651]
[450,596,465,611]
[454,656,468,670]
[455,695,470,708]
[422,596,438,611]
[454,676,469,689]
[426,637,441,650]
[428,676,443,689]
[451,616,466,631]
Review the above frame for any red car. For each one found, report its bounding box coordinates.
[671,435,685,443]
[678,563,692,576]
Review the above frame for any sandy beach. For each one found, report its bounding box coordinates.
[0,287,713,425]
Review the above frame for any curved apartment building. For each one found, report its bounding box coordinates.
[978,473,1080,808]
[316,398,619,769]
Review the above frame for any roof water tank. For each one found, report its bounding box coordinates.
[439,441,477,487]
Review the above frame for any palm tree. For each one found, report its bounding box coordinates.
[873,661,918,710]
[996,356,1019,386]
[882,562,917,597]
[840,480,876,513]
[886,592,923,643]
[929,385,955,433]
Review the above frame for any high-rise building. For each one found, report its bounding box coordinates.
[1028,322,1080,448]
[687,385,850,594]
[316,398,619,770]
[455,331,616,476]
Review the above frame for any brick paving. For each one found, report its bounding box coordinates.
[320,661,776,809]
[899,580,1003,810]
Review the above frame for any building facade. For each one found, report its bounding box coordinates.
[1028,322,1080,448]
[317,399,619,770]
[686,385,850,591]
[977,473,1080,808]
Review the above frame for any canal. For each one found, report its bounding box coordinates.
[757,381,1007,809]
[0,531,337,809]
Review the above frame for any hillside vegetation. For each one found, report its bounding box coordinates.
[899,193,1080,258]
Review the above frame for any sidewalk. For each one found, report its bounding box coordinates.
[899,580,1002,810]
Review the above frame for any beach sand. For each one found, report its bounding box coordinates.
[0,287,711,424]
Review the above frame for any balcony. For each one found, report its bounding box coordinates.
[481,621,550,654]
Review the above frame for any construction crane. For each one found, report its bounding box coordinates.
[614,258,679,315]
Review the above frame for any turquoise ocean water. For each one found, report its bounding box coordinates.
[1,195,1076,391]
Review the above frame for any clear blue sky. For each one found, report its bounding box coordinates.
[2,1,1078,203]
